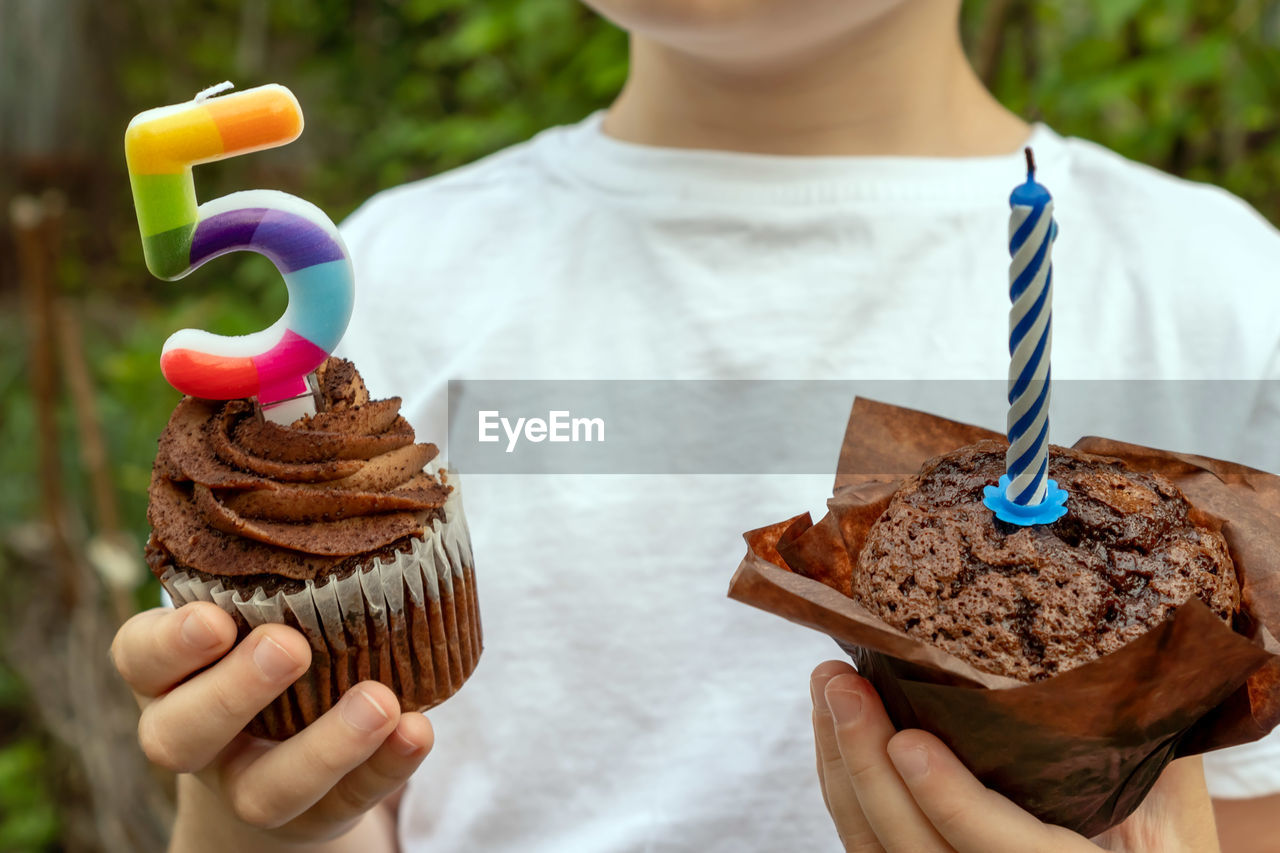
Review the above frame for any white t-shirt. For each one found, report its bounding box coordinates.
[337,114,1280,851]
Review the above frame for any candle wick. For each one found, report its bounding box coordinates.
[194,81,236,102]
[1024,146,1037,179]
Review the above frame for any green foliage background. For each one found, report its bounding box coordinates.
[1,0,1278,848]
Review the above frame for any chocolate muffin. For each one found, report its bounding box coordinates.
[146,357,481,738]
[855,440,1238,682]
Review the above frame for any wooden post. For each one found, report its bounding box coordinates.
[10,194,79,608]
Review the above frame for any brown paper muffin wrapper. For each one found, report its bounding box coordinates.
[157,478,481,741]
[729,398,1280,838]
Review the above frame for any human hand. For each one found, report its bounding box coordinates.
[111,601,433,843]
[809,660,1220,853]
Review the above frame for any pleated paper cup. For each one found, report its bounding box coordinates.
[156,481,481,741]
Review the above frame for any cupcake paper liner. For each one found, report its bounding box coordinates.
[159,480,481,741]
[729,398,1280,838]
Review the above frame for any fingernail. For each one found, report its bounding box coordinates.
[890,744,931,781]
[390,727,423,756]
[343,688,391,732]
[825,687,862,723]
[253,635,300,681]
[181,609,220,650]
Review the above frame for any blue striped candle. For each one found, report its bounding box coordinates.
[984,148,1068,525]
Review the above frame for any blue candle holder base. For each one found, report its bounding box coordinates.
[983,476,1069,526]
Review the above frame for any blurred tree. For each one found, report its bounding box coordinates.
[962,0,1280,223]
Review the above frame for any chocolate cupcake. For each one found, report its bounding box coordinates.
[855,440,1238,682]
[146,357,481,739]
[732,399,1279,836]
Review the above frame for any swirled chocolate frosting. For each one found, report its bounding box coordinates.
[146,358,450,581]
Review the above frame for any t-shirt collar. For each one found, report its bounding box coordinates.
[535,111,1067,206]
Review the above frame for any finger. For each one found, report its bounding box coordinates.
[811,662,857,811]
[1094,756,1217,850]
[827,674,951,853]
[810,662,882,852]
[301,711,434,829]
[111,603,238,700]
[136,624,310,773]
[1151,756,1219,849]
[887,730,1087,853]
[216,682,403,830]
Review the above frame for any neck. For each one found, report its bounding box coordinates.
[602,3,1028,157]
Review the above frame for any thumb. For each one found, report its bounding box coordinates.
[887,731,1094,853]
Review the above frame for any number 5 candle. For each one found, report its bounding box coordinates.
[124,82,353,407]
[983,148,1068,525]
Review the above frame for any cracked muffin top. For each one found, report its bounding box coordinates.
[854,440,1239,681]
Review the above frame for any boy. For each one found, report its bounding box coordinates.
[111,1,1280,850]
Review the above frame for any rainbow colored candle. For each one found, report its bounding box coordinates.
[124,83,353,405]
[983,148,1068,526]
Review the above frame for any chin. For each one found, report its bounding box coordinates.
[582,0,916,62]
